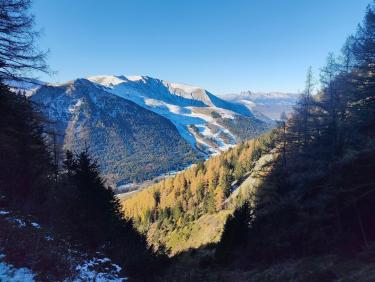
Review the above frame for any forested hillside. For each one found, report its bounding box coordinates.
[0,84,165,280]
[86,74,272,155]
[211,3,375,279]
[26,73,273,187]
[2,0,375,280]
[122,132,276,254]
[31,79,198,186]
[123,3,375,280]
[0,1,163,280]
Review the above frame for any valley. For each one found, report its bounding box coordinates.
[1,1,374,281]
[121,134,276,255]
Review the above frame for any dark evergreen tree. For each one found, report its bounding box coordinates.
[0,0,48,80]
[216,201,251,262]
[216,1,375,265]
[57,150,161,276]
[0,86,52,212]
[0,0,162,279]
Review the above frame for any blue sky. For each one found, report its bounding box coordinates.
[33,0,370,94]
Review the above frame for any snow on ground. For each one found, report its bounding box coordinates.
[68,99,83,113]
[126,75,144,82]
[1,209,40,230]
[45,235,54,241]
[0,212,36,281]
[184,109,237,154]
[11,218,26,228]
[87,75,125,87]
[31,222,40,229]
[86,75,242,155]
[74,257,127,282]
[0,253,35,282]
[0,210,127,281]
[131,97,238,154]
[167,81,201,94]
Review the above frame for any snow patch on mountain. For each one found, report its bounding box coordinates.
[24,75,269,156]
[168,81,201,94]
[86,75,259,154]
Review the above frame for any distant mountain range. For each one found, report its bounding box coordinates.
[16,76,289,187]
[221,91,299,120]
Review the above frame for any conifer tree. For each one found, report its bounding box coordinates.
[0,0,48,81]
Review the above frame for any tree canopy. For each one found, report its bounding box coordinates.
[0,0,48,81]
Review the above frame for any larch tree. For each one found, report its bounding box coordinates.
[0,0,48,81]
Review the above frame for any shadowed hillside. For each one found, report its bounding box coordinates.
[31,78,199,186]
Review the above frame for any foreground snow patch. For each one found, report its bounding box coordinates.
[11,218,26,228]
[0,254,35,282]
[74,257,127,281]
[31,222,41,229]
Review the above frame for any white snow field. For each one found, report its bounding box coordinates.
[87,75,254,154]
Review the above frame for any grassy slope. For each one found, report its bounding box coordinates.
[148,210,231,256]
[120,135,276,255]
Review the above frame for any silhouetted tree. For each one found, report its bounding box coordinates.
[216,201,251,262]
[0,86,52,212]
[216,2,375,265]
[0,0,48,81]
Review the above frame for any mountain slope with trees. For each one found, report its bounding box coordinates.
[2,0,375,280]
[214,1,375,275]
[121,132,276,255]
[124,3,375,280]
[30,78,198,186]
[0,0,163,280]
[87,74,270,155]
[27,74,272,186]
[0,77,163,281]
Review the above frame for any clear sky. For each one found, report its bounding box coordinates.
[32,0,370,95]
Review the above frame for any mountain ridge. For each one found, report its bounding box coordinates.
[84,75,269,154]
[27,75,272,187]
[220,90,299,120]
[30,78,199,186]
[28,75,272,155]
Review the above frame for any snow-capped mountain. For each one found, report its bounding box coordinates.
[5,78,44,95]
[30,78,198,186]
[86,75,269,155]
[28,75,271,187]
[222,91,299,120]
